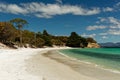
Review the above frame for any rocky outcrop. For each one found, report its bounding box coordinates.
[0,42,9,49]
[87,43,100,48]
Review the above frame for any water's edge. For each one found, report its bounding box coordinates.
[59,48,120,72]
[42,50,120,80]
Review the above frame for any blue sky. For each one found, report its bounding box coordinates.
[0,0,120,43]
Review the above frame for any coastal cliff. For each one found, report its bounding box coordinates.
[87,43,100,48]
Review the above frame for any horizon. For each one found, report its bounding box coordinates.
[0,0,120,43]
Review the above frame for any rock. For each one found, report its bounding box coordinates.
[0,42,9,49]
[87,43,100,48]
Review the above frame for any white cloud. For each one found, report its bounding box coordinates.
[0,2,101,18]
[108,29,120,35]
[87,17,120,39]
[86,25,106,31]
[108,17,120,27]
[104,2,120,12]
[35,14,52,18]
[0,3,27,14]
[103,7,113,12]
[102,36,108,39]
[96,17,106,24]
[97,17,120,29]
[99,33,108,36]
[81,33,96,38]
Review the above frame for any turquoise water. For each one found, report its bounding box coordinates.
[60,48,120,71]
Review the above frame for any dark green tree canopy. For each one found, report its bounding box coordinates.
[86,37,97,43]
[43,30,50,36]
[66,32,88,48]
[66,32,81,47]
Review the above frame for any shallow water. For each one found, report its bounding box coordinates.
[60,48,120,71]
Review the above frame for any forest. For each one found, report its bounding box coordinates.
[0,18,97,48]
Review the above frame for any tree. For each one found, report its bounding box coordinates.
[35,38,45,48]
[42,35,52,46]
[0,22,16,42]
[80,37,88,48]
[51,36,68,46]
[10,18,28,47]
[36,32,42,38]
[42,30,52,47]
[86,37,97,43]
[51,39,63,46]
[22,30,35,44]
[66,32,81,47]
[43,30,49,36]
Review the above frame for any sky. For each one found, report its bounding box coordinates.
[0,0,120,43]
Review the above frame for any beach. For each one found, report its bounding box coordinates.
[42,50,120,80]
[0,48,120,80]
[26,48,98,80]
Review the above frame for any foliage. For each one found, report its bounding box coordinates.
[41,30,52,47]
[35,37,45,48]
[86,37,97,43]
[66,32,88,48]
[0,19,97,48]
[10,18,28,47]
[51,39,64,46]
[43,30,50,36]
[22,30,35,44]
[10,18,28,30]
[0,22,16,42]
[42,35,52,46]
[80,37,88,48]
[66,32,81,47]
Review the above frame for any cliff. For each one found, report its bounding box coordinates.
[87,43,100,48]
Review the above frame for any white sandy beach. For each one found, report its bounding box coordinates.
[0,47,99,80]
[1,47,120,80]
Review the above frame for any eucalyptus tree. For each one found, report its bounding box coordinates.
[10,18,28,47]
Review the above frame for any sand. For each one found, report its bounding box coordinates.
[25,48,98,80]
[0,48,120,80]
[42,50,120,80]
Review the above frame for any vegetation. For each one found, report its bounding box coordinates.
[66,32,88,47]
[86,37,97,43]
[0,22,16,42]
[0,18,97,48]
[10,18,28,47]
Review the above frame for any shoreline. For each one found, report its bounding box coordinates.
[58,50,120,74]
[42,50,120,80]
[25,48,98,80]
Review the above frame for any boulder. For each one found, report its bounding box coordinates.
[87,43,100,48]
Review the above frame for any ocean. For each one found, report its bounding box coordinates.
[60,48,120,72]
